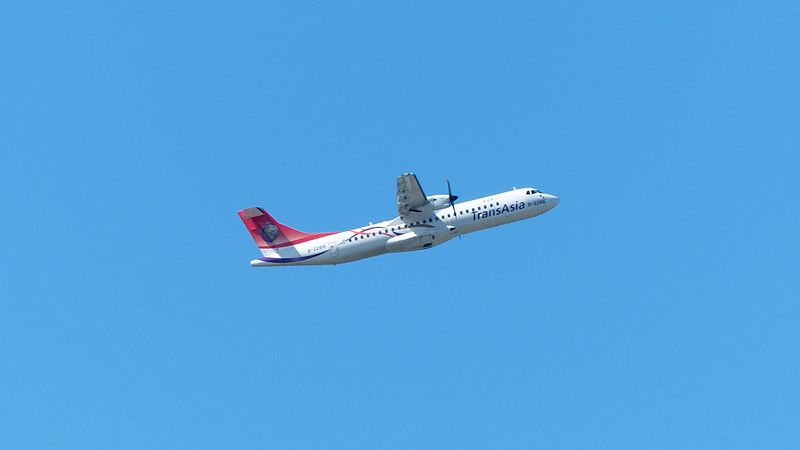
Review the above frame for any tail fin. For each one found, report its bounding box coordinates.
[237,207,335,253]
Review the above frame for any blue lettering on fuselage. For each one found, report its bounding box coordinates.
[472,202,525,221]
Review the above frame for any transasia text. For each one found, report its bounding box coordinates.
[472,202,525,220]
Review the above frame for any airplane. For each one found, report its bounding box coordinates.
[238,173,559,266]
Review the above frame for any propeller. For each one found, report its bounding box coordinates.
[447,179,461,239]
[447,179,458,215]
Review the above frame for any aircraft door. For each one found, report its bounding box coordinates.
[329,241,339,263]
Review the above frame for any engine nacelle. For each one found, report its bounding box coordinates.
[385,226,457,252]
[426,194,456,210]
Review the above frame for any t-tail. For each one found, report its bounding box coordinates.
[237,207,336,264]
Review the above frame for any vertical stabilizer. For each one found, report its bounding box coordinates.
[237,207,336,256]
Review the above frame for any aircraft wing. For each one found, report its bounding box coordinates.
[396,173,431,218]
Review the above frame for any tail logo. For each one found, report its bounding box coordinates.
[259,222,280,243]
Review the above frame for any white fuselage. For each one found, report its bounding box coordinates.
[250,188,558,266]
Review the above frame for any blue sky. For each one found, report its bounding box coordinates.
[2,1,799,447]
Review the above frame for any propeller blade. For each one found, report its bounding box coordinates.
[447,178,458,222]
[446,178,460,240]
[447,180,458,202]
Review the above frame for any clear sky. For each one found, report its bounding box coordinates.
[2,1,799,448]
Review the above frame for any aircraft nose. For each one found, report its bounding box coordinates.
[545,194,560,209]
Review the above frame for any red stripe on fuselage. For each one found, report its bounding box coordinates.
[258,232,337,249]
[258,226,397,249]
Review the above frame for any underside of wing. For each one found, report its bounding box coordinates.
[396,173,431,219]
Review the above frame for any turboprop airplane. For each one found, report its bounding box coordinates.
[238,173,559,266]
